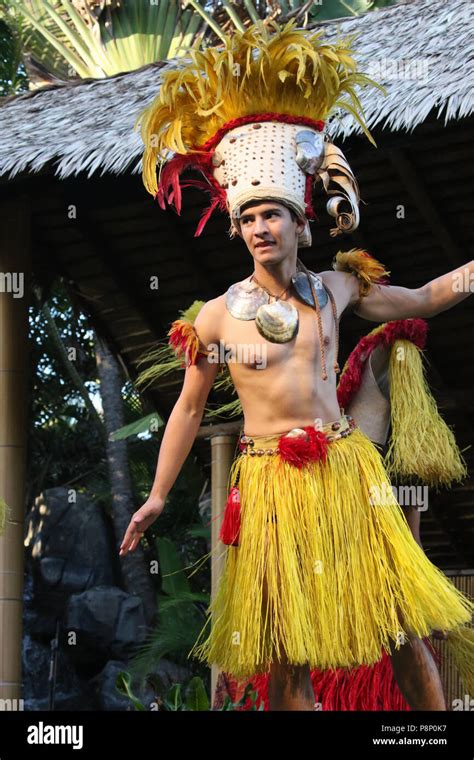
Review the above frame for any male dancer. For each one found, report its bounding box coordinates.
[120,22,473,710]
[120,198,473,710]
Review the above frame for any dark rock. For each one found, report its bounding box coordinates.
[22,633,96,711]
[25,487,117,626]
[91,660,144,711]
[65,586,147,663]
[22,487,187,711]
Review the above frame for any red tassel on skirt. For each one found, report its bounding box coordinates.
[219,486,241,546]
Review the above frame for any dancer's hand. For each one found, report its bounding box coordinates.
[119,497,165,556]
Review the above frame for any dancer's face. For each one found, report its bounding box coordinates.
[236,201,306,265]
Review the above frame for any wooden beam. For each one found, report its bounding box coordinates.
[33,234,131,379]
[210,435,236,704]
[31,174,169,340]
[68,210,167,338]
[197,420,243,438]
[0,196,31,701]
[387,148,464,268]
[33,233,173,429]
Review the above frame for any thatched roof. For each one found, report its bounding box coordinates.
[0,0,472,181]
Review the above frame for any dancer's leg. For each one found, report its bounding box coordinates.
[390,614,446,711]
[388,513,447,711]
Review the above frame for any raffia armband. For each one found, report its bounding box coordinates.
[168,319,211,367]
[332,249,391,310]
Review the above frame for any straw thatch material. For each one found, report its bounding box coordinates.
[0,0,472,181]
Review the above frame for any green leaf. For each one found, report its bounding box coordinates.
[115,671,147,711]
[8,0,92,77]
[185,676,210,711]
[57,0,108,72]
[157,535,192,596]
[157,590,209,611]
[187,524,211,540]
[109,412,164,441]
[221,694,234,710]
[164,682,183,710]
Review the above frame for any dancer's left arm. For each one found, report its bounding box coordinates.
[353,260,474,322]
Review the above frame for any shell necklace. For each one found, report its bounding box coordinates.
[225,257,340,380]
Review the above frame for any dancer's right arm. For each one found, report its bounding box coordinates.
[119,300,222,555]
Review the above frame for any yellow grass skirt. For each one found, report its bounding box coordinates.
[188,426,473,680]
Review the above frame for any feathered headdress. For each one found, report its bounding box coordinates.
[135,19,385,246]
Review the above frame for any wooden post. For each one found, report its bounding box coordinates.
[0,197,31,702]
[210,433,236,705]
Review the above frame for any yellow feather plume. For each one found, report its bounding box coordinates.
[333,248,391,296]
[135,19,386,197]
[385,340,469,488]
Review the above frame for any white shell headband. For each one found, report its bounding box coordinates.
[213,120,362,248]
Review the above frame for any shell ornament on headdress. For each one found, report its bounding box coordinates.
[135,19,386,247]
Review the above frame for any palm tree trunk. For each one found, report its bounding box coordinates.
[94,332,156,626]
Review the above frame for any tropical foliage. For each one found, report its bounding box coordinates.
[0,0,398,95]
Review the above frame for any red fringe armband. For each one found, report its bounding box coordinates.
[168,319,209,367]
[336,318,428,410]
